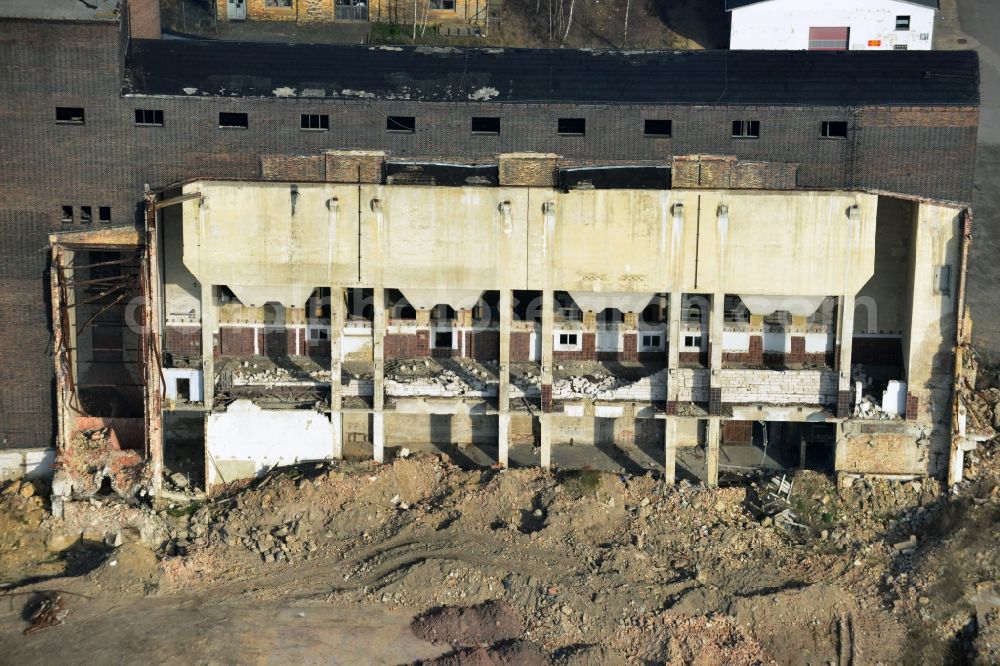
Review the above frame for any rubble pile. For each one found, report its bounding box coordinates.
[50,428,149,515]
[851,364,898,420]
[385,359,499,398]
[554,373,627,398]
[7,391,1000,661]
[227,361,331,387]
[963,386,1000,438]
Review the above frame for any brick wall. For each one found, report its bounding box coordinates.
[722,420,752,445]
[511,332,532,362]
[717,369,839,405]
[465,330,499,362]
[554,333,596,361]
[165,326,201,356]
[498,153,558,187]
[384,331,429,359]
[219,326,257,356]
[839,432,926,475]
[261,154,325,181]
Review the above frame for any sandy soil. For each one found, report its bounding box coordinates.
[2,435,999,664]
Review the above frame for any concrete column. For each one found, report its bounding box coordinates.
[373,286,386,463]
[706,417,721,487]
[836,293,856,418]
[330,287,345,459]
[664,415,678,484]
[498,289,512,467]
[540,289,554,468]
[709,293,724,370]
[540,414,552,468]
[667,291,681,395]
[200,282,215,411]
[708,294,724,416]
[582,310,597,331]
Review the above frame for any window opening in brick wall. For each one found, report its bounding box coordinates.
[61,206,74,224]
[641,334,663,349]
[99,206,111,223]
[434,330,453,348]
[387,116,416,133]
[558,118,586,136]
[821,121,848,138]
[301,113,329,130]
[134,109,163,126]
[895,15,910,30]
[894,44,908,50]
[731,120,760,138]
[558,333,578,346]
[683,334,702,348]
[644,119,672,137]
[471,116,500,134]
[430,0,456,9]
[56,107,85,124]
[219,112,249,129]
[80,206,92,224]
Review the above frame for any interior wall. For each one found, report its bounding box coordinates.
[856,196,914,335]
[163,204,201,325]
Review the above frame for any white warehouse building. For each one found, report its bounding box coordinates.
[727,0,937,51]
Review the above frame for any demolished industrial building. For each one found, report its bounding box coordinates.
[0,0,984,505]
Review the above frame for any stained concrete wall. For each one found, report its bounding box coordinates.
[163,203,201,326]
[181,183,877,298]
[903,202,962,474]
[855,196,913,335]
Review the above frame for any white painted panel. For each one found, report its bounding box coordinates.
[596,328,622,352]
[723,330,750,352]
[25,449,56,479]
[805,332,834,353]
[882,380,907,416]
[595,405,625,418]
[206,400,334,486]
[763,331,790,353]
[164,368,204,402]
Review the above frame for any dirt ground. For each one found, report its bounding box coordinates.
[2,421,1000,664]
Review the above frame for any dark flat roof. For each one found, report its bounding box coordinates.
[726,0,937,9]
[126,41,978,107]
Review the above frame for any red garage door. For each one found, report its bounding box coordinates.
[808,27,849,51]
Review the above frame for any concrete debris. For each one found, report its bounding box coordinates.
[50,429,150,517]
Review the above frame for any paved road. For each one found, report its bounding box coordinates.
[954,0,1000,362]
